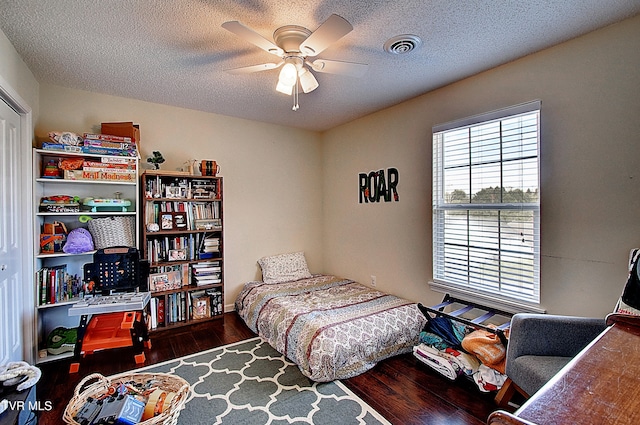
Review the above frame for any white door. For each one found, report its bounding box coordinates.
[0,97,24,364]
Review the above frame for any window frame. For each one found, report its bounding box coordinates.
[431,101,542,312]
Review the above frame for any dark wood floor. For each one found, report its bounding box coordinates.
[35,312,512,424]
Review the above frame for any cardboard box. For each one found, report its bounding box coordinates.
[101,122,140,143]
[102,122,141,159]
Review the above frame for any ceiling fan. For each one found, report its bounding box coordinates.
[222,14,368,110]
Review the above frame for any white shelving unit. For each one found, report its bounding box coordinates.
[32,148,139,363]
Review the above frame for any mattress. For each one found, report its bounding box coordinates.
[235,274,426,381]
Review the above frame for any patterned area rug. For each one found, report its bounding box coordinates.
[136,337,390,425]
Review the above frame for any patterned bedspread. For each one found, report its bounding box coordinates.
[235,274,427,382]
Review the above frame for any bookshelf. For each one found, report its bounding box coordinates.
[33,147,139,364]
[140,171,224,331]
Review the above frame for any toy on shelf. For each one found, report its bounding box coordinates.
[40,195,80,213]
[42,159,62,178]
[83,198,132,212]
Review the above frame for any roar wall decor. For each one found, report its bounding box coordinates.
[359,168,399,203]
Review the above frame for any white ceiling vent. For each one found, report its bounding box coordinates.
[383,34,422,55]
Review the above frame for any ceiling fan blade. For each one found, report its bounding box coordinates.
[309,59,368,77]
[222,21,284,56]
[300,14,353,57]
[225,62,283,75]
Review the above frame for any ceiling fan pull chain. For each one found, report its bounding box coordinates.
[293,80,300,111]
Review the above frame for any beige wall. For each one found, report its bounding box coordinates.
[322,15,640,317]
[3,15,640,320]
[35,84,323,308]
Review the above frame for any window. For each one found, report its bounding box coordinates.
[432,101,540,307]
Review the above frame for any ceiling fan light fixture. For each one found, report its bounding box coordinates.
[298,67,319,93]
[276,79,294,95]
[278,62,298,86]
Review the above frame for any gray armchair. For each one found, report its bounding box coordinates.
[495,313,606,407]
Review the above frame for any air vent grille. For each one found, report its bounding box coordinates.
[383,34,422,55]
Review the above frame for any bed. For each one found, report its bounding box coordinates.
[235,254,426,382]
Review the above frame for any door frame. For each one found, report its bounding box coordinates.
[0,74,35,363]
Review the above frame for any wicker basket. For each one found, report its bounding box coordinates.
[88,216,136,249]
[63,372,190,425]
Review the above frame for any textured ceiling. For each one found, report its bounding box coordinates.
[1,1,639,132]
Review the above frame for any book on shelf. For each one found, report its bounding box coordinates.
[206,288,224,316]
[149,297,158,329]
[192,266,221,274]
[36,265,82,305]
[157,297,165,326]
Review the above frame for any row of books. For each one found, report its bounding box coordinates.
[145,233,222,264]
[147,288,223,329]
[144,177,219,199]
[145,201,221,232]
[147,261,222,292]
[148,293,185,328]
[147,201,220,222]
[36,266,82,305]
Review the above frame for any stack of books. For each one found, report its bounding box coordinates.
[202,236,220,254]
[191,261,222,286]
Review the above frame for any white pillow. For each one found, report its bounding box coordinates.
[258,251,312,284]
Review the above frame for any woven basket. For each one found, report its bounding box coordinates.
[88,216,136,249]
[63,372,190,425]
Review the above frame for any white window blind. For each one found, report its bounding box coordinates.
[433,101,540,305]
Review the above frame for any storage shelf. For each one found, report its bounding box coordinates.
[144,229,221,237]
[142,171,223,333]
[149,283,223,297]
[37,211,136,217]
[36,178,136,186]
[150,257,223,268]
[36,350,75,365]
[33,147,140,364]
[148,313,224,333]
[36,250,96,259]
[35,148,137,160]
[37,297,82,309]
[144,197,221,202]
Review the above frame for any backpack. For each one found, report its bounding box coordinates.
[63,228,94,254]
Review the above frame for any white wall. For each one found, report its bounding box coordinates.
[322,15,640,318]
[0,29,39,118]
[35,84,323,308]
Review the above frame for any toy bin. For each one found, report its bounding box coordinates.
[63,372,190,425]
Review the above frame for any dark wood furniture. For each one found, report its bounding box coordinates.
[488,313,640,425]
[140,171,224,331]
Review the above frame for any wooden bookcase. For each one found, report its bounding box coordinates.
[140,171,224,332]
[33,148,139,364]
